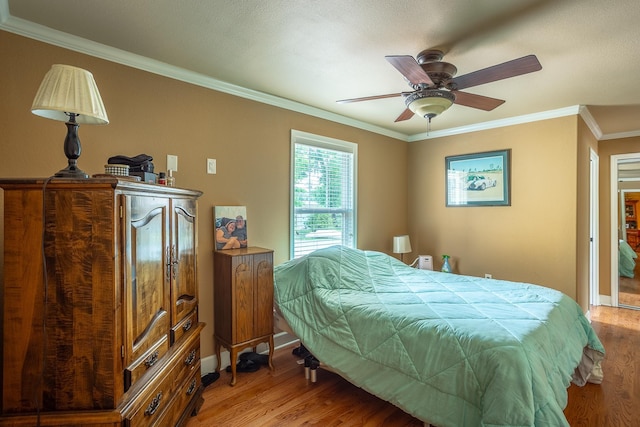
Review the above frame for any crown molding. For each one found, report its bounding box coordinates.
[599,129,640,141]
[408,106,584,142]
[0,5,409,141]
[577,106,640,141]
[578,106,602,140]
[0,1,618,143]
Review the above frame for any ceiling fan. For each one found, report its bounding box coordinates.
[337,49,542,123]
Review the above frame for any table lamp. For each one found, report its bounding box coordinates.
[31,64,109,178]
[393,235,412,263]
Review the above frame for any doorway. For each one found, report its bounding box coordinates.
[619,189,640,308]
[610,154,640,309]
[590,149,598,306]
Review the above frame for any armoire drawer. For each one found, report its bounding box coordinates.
[122,323,204,427]
[171,308,198,344]
[124,361,176,427]
[174,330,201,383]
[153,364,202,427]
[125,335,170,391]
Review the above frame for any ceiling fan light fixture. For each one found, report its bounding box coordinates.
[405,90,455,120]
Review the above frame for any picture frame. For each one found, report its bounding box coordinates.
[445,149,511,207]
[214,206,248,250]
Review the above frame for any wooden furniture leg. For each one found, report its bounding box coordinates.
[229,347,239,386]
[268,335,275,371]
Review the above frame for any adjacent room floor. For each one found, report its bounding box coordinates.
[619,258,640,307]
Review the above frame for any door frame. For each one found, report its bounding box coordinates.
[610,153,640,307]
[589,149,599,306]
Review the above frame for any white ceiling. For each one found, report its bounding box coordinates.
[3,0,640,140]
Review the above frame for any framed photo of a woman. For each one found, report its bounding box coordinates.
[214,206,248,250]
[445,149,511,207]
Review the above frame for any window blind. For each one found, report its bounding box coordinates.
[291,131,357,259]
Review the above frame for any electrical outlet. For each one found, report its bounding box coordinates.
[418,255,433,270]
[167,154,178,171]
[485,273,492,279]
[207,158,216,174]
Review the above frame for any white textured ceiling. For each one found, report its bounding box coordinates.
[3,0,640,140]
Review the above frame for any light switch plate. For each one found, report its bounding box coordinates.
[167,154,178,171]
[207,158,216,174]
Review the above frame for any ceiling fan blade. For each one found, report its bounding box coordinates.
[385,55,435,87]
[449,54,542,91]
[452,90,505,111]
[394,108,415,122]
[336,93,402,104]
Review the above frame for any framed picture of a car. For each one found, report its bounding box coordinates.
[445,149,511,207]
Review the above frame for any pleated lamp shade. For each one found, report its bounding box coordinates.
[393,235,412,254]
[32,64,109,125]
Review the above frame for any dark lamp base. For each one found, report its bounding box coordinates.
[55,166,89,179]
[55,115,89,179]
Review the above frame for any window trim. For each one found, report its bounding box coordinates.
[290,129,358,259]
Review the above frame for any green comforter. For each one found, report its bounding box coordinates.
[274,246,604,427]
[619,239,637,278]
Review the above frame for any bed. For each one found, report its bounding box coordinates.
[273,245,604,427]
[619,239,637,278]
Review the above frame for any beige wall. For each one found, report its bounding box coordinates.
[2,29,617,363]
[0,31,409,360]
[408,117,582,299]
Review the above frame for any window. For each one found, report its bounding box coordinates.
[290,130,357,259]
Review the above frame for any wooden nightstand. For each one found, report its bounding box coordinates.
[213,247,274,385]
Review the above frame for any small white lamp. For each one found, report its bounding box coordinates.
[393,235,412,263]
[31,64,109,178]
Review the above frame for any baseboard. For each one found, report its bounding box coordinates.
[274,331,300,349]
[199,331,300,376]
[200,354,219,377]
[599,294,612,306]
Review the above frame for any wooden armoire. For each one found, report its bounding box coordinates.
[0,177,204,426]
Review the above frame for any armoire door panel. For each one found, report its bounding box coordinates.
[171,199,198,326]
[125,196,171,370]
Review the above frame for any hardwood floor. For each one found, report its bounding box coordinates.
[619,256,640,307]
[565,305,640,426]
[187,346,422,427]
[188,306,639,426]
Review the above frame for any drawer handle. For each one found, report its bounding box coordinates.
[182,319,193,332]
[184,349,196,366]
[186,379,197,396]
[144,351,159,368]
[144,392,163,416]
